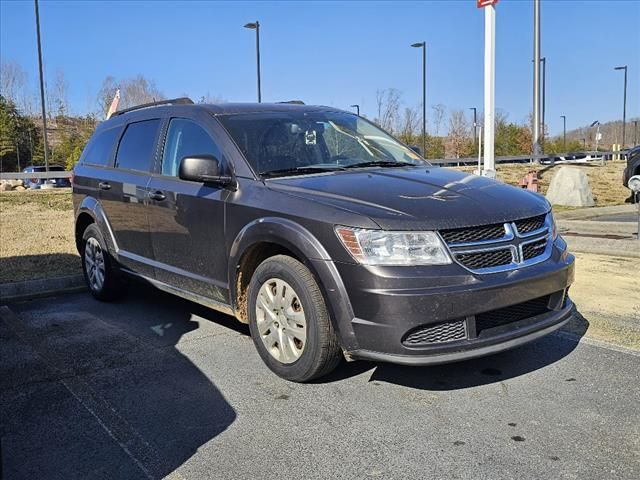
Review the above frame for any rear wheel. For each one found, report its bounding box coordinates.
[247,255,342,382]
[81,224,124,301]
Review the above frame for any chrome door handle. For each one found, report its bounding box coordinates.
[148,190,166,201]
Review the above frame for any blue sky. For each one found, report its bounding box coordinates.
[1,0,639,136]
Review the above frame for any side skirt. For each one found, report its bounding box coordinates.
[122,269,236,318]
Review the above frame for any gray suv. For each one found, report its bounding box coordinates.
[73,98,575,382]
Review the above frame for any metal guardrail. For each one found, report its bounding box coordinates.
[0,171,72,180]
[428,150,626,166]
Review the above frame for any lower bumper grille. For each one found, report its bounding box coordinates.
[476,295,552,334]
[403,319,466,346]
[401,292,561,347]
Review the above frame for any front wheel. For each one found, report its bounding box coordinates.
[247,255,342,382]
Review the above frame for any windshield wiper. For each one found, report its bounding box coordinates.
[343,160,408,169]
[260,165,346,178]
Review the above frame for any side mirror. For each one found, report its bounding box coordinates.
[178,155,235,188]
[410,145,422,155]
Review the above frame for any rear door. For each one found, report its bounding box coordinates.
[146,113,230,302]
[98,118,161,278]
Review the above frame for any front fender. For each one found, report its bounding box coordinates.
[228,218,358,350]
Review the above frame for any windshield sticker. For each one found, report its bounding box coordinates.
[305,130,317,145]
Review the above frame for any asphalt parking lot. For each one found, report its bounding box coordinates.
[1,285,639,480]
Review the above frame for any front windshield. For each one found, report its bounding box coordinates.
[218,111,426,177]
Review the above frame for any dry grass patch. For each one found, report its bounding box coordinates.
[0,188,79,283]
[565,252,640,351]
[450,160,628,207]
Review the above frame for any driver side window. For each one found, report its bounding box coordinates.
[162,118,223,177]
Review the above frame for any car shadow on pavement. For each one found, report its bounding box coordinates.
[321,306,590,391]
[1,281,237,480]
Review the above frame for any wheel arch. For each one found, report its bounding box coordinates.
[228,218,357,349]
[75,195,118,256]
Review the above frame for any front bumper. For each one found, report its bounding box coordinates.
[332,238,575,365]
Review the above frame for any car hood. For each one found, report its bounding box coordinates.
[266,166,550,230]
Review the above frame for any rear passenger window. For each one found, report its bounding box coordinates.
[162,118,223,177]
[115,119,160,172]
[80,126,120,166]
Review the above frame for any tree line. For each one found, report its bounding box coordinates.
[0,58,625,173]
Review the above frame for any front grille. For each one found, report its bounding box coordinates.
[475,295,551,334]
[403,319,466,346]
[440,223,505,245]
[456,248,513,270]
[440,213,551,273]
[522,238,547,260]
[514,214,546,234]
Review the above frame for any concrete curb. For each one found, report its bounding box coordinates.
[555,204,636,220]
[0,275,86,303]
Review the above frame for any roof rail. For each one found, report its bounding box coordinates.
[277,100,305,105]
[111,97,194,117]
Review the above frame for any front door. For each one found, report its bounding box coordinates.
[146,116,230,302]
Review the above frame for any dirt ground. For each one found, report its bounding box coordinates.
[452,160,629,207]
[566,252,640,350]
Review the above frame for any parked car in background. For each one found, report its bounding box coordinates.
[22,165,71,189]
[73,98,575,382]
[623,145,640,202]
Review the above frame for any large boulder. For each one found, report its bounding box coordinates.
[545,167,595,207]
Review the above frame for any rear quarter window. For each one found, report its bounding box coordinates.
[80,126,121,166]
[115,119,161,172]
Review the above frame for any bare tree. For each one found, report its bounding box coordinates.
[398,106,419,144]
[96,74,165,117]
[375,88,402,133]
[52,69,68,117]
[446,109,472,158]
[0,60,27,104]
[120,75,164,108]
[97,75,118,116]
[431,104,446,136]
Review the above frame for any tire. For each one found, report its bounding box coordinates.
[247,255,342,382]
[81,224,124,301]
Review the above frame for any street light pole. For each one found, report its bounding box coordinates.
[541,56,546,147]
[532,0,542,162]
[469,107,477,151]
[614,65,627,148]
[244,21,261,103]
[411,42,427,156]
[350,104,360,116]
[560,115,566,151]
[482,3,496,176]
[34,0,49,171]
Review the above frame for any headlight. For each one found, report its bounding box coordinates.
[335,227,451,265]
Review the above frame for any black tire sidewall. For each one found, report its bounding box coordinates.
[81,224,119,300]
[248,258,326,381]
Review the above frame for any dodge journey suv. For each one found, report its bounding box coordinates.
[73,98,575,382]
